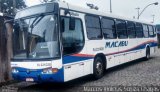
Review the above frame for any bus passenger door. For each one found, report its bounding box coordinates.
[60,11,85,81]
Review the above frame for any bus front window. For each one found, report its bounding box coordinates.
[13,15,60,59]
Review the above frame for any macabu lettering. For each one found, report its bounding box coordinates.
[105,41,128,48]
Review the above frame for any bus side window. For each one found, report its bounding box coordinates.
[154,26,157,37]
[85,15,102,40]
[127,21,136,38]
[101,17,117,39]
[136,23,143,38]
[143,24,149,38]
[116,19,127,39]
[148,25,154,37]
[61,17,84,55]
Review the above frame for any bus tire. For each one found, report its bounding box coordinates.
[145,47,150,60]
[93,56,104,79]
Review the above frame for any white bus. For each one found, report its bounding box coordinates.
[11,1,158,83]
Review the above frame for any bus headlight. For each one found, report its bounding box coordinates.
[12,68,19,73]
[42,68,58,74]
[42,68,52,74]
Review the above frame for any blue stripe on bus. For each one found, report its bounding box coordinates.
[63,56,93,64]
[63,41,158,64]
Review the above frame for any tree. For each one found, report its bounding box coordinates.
[0,0,26,16]
[0,0,26,83]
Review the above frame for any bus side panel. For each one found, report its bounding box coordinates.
[150,37,158,56]
[118,38,137,64]
[105,39,119,68]
[63,61,83,81]
[136,38,158,58]
[85,40,106,68]
[127,39,138,61]
[135,38,147,58]
[63,53,93,82]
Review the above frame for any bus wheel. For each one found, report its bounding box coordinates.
[145,47,150,60]
[93,57,104,79]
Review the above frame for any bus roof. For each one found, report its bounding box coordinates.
[16,1,154,25]
[58,1,154,25]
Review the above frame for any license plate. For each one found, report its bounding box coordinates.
[26,78,34,82]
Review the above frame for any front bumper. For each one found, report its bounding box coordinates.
[12,67,64,83]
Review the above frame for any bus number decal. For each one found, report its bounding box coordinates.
[93,47,104,51]
[37,63,52,67]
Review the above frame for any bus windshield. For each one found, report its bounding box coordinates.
[13,14,60,59]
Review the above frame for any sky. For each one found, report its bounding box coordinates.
[25,0,160,24]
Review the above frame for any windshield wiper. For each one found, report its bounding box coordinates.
[30,14,44,29]
[27,14,44,58]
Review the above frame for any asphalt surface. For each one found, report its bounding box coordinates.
[1,49,160,92]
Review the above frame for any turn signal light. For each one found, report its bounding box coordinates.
[52,68,58,73]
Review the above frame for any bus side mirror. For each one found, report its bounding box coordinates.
[61,19,65,32]
[69,18,75,30]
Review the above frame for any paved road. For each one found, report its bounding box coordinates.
[1,49,160,92]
